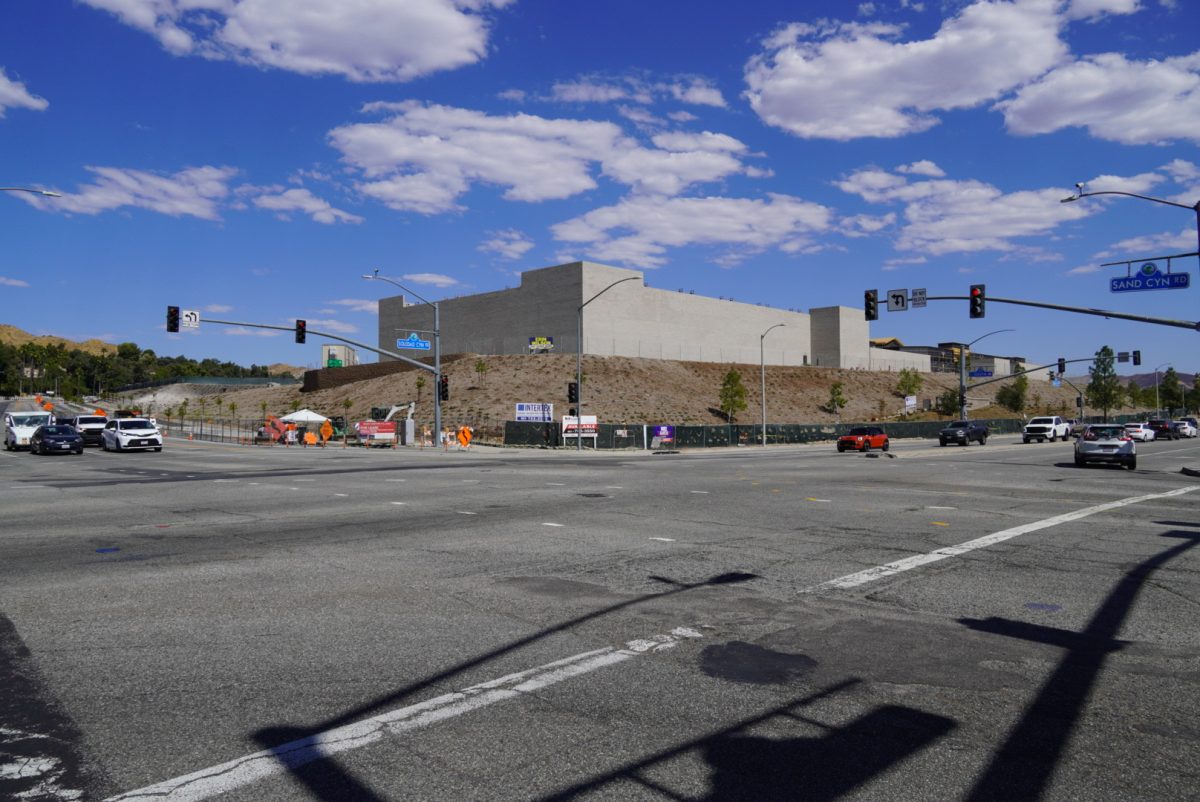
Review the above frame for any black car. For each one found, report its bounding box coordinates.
[1147,419,1178,440]
[938,420,988,446]
[30,424,84,455]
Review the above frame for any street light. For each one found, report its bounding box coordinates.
[362,270,441,442]
[576,276,640,451]
[0,187,61,197]
[1154,362,1171,417]
[959,329,1015,420]
[1061,185,1200,256]
[760,323,786,447]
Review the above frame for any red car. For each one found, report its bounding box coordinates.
[837,426,889,452]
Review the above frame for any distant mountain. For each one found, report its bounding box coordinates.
[1120,371,1195,389]
[0,324,305,377]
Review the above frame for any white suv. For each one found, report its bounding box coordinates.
[5,411,54,450]
[101,418,163,452]
[1023,416,1070,443]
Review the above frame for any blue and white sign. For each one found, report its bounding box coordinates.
[395,332,431,350]
[1110,263,1190,293]
[515,403,553,422]
[968,369,993,378]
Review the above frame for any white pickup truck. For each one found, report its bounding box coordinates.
[4,410,53,451]
[1023,415,1070,443]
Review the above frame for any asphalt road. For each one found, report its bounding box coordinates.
[1,431,1198,801]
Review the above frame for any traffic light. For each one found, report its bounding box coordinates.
[864,289,878,321]
[568,381,579,403]
[295,319,306,344]
[1057,357,1066,374]
[1132,350,1141,366]
[166,305,180,333]
[969,284,986,318]
[438,374,449,401]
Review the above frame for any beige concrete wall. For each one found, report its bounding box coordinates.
[868,347,932,371]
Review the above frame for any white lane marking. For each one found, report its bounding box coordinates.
[386,479,406,482]
[804,486,1198,593]
[105,627,705,802]
[690,490,709,494]
[542,523,564,527]
[926,506,957,510]
[805,498,831,503]
[649,537,675,542]
[605,486,623,489]
[547,482,565,486]
[334,493,348,497]
[457,511,477,515]
[390,502,406,506]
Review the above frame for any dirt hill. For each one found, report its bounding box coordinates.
[111,353,1114,438]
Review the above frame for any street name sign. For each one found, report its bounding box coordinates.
[395,332,432,350]
[1110,263,1190,293]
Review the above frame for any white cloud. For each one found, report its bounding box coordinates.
[37,165,237,220]
[79,0,513,82]
[479,229,534,260]
[551,193,832,268]
[551,75,726,108]
[225,326,280,337]
[1092,228,1195,260]
[0,67,48,116]
[331,102,750,214]
[841,212,896,237]
[252,187,363,224]
[836,166,1094,255]
[1064,0,1141,21]
[896,160,945,177]
[402,273,459,287]
[305,318,359,334]
[744,0,1067,140]
[327,298,379,313]
[203,304,233,313]
[0,276,30,287]
[998,52,1200,145]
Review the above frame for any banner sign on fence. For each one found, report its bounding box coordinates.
[515,403,554,422]
[528,336,555,352]
[562,415,598,438]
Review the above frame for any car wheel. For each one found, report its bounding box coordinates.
[1074,455,1085,467]
[882,440,890,452]
[154,447,162,452]
[939,440,946,447]
[837,443,845,452]
[1022,438,1029,444]
[980,435,987,445]
[862,441,870,452]
[1049,433,1056,442]
[1127,458,1137,471]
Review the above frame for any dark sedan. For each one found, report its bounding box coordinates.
[1147,419,1178,440]
[30,424,84,455]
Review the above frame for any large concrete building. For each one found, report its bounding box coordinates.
[377,261,930,371]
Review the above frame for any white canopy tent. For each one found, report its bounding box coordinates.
[279,409,329,423]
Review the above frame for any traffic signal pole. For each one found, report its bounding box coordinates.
[923,294,1200,331]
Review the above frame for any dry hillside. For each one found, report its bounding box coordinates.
[112,353,1113,436]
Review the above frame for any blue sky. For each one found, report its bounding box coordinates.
[1,0,1197,375]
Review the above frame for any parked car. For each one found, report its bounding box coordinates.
[1023,415,1070,443]
[938,421,988,446]
[1124,423,1156,442]
[1074,424,1136,470]
[1174,420,1198,438]
[30,424,84,455]
[1147,419,1178,440]
[4,410,53,451]
[1065,419,1086,437]
[70,414,108,447]
[101,418,163,452]
[837,426,889,452]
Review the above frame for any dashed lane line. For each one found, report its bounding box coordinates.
[104,627,706,802]
[803,485,1198,593]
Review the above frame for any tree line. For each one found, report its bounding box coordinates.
[0,340,275,399]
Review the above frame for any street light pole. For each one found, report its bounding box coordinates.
[959,329,1015,420]
[576,276,640,451]
[0,187,61,197]
[363,271,441,442]
[1061,186,1200,257]
[760,323,785,447]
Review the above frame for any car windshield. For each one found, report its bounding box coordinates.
[41,426,74,435]
[1029,418,1054,424]
[11,415,50,427]
[847,428,869,436]
[1085,427,1124,440]
[119,420,155,430]
[76,416,106,424]
[947,421,968,428]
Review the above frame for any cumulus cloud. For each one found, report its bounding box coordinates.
[0,276,30,287]
[78,0,513,82]
[35,165,238,220]
[402,273,459,287]
[744,0,1068,140]
[0,67,48,116]
[330,102,750,213]
[997,52,1200,145]
[479,229,534,260]
[551,193,832,268]
[551,74,727,108]
[835,166,1094,255]
[252,187,363,224]
[304,318,359,334]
